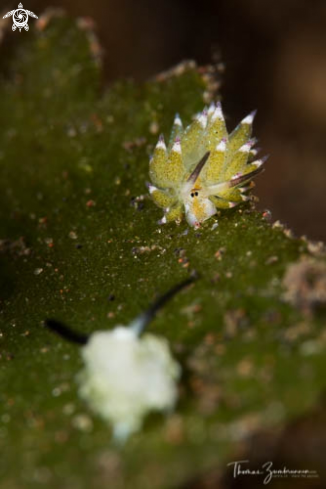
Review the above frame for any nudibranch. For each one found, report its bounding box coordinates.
[147,102,268,227]
[45,278,194,442]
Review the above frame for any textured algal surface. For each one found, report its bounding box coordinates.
[0,12,325,489]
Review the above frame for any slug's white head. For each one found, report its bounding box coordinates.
[77,326,180,442]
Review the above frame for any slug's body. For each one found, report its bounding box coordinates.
[148,103,268,227]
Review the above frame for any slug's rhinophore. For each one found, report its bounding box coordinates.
[148,103,268,227]
[45,278,194,442]
[3,3,38,32]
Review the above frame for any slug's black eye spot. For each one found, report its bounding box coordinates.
[195,191,199,196]
[191,193,194,198]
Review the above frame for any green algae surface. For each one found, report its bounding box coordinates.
[0,14,325,489]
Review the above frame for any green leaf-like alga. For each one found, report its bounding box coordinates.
[0,12,325,489]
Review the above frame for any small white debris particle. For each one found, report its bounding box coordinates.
[52,387,61,397]
[149,120,159,135]
[72,414,93,432]
[68,231,78,240]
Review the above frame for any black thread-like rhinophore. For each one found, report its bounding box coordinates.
[45,319,89,345]
[44,278,195,345]
[135,277,195,334]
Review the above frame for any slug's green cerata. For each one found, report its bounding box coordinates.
[148,102,268,228]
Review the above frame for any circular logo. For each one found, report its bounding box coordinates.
[13,9,28,28]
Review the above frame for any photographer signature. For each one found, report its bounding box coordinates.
[227,460,319,485]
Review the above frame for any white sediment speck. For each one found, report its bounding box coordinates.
[159,215,167,224]
[300,340,323,356]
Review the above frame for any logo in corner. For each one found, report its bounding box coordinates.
[3,3,38,32]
